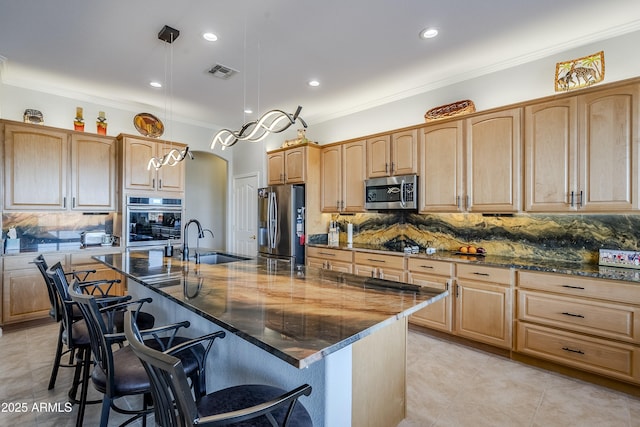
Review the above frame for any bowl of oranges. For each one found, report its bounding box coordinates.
[457,245,486,256]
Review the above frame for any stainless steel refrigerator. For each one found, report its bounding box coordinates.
[258,184,305,265]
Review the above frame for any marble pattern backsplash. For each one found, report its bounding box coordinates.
[2,212,116,253]
[309,212,640,264]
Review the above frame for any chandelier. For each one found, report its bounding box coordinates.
[147,25,192,170]
[210,105,307,150]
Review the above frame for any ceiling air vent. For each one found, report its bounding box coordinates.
[208,64,237,79]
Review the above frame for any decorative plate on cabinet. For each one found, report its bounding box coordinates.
[133,113,164,138]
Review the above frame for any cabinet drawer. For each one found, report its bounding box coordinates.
[457,263,512,285]
[354,251,406,270]
[407,258,453,277]
[4,253,66,271]
[517,322,640,383]
[518,290,640,342]
[518,271,640,304]
[307,247,353,263]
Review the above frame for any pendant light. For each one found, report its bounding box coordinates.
[148,25,193,170]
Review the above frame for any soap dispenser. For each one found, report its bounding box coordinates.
[164,239,174,257]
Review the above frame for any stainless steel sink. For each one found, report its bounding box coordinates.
[193,253,251,265]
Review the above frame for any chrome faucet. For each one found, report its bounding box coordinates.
[182,219,204,262]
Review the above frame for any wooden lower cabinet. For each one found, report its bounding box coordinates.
[516,270,640,384]
[2,253,65,325]
[407,259,454,333]
[306,246,353,273]
[353,251,406,282]
[68,252,126,296]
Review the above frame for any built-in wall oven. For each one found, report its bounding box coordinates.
[126,196,183,247]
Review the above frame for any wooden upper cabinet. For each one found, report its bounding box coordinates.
[4,124,69,210]
[267,146,306,185]
[121,135,185,193]
[577,84,639,211]
[391,129,418,176]
[367,131,418,178]
[466,108,522,212]
[320,140,366,213]
[525,98,578,212]
[71,134,117,211]
[420,121,464,212]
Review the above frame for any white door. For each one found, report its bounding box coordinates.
[232,173,259,256]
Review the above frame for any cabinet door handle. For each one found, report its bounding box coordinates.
[579,190,584,208]
[466,195,470,210]
[63,197,67,208]
[472,272,490,276]
[570,191,575,207]
[561,312,585,318]
[391,162,395,173]
[562,285,585,290]
[159,179,162,189]
[562,347,585,355]
[72,197,76,208]
[385,163,389,174]
[456,196,461,209]
[456,284,460,297]
[152,178,156,189]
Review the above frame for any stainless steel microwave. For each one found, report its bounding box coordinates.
[364,174,418,210]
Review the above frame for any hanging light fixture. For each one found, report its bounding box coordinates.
[210,106,307,150]
[148,25,193,170]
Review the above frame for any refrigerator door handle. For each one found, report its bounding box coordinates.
[269,191,278,249]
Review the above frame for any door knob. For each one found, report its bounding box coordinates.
[250,235,256,240]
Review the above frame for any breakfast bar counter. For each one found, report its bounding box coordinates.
[95,249,446,427]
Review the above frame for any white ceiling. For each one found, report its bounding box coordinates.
[1,0,640,130]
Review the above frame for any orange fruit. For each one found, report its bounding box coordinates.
[459,246,468,253]
[468,246,477,254]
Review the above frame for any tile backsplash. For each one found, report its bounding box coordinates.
[309,212,640,264]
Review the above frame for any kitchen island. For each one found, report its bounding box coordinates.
[94,249,446,427]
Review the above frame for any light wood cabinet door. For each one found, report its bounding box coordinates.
[71,134,117,211]
[391,129,418,176]
[321,145,342,212]
[524,98,578,211]
[2,269,51,324]
[123,136,156,191]
[342,140,366,212]
[466,108,522,212]
[455,279,513,349]
[366,135,391,178]
[157,144,186,192]
[577,84,640,211]
[408,272,453,333]
[267,151,285,185]
[284,146,306,183]
[4,124,69,210]
[420,120,464,212]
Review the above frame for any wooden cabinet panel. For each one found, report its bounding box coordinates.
[456,279,513,348]
[408,271,453,333]
[524,98,578,211]
[284,147,306,183]
[391,129,418,176]
[4,124,69,210]
[320,145,342,212]
[306,246,353,273]
[466,108,522,212]
[122,135,185,193]
[457,263,512,284]
[2,269,51,324]
[518,290,640,342]
[353,252,406,282]
[419,121,464,212]
[578,84,640,211]
[267,151,285,185]
[517,322,640,383]
[366,135,391,178]
[71,134,117,211]
[321,141,366,213]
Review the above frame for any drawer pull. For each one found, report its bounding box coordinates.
[472,272,490,276]
[561,312,585,318]
[561,285,585,290]
[367,258,386,263]
[562,347,585,355]
[420,265,434,269]
[319,252,336,256]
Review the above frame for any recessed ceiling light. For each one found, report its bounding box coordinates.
[419,27,438,39]
[308,80,320,87]
[203,32,218,42]
[150,81,162,88]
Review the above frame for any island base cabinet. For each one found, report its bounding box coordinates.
[352,317,407,427]
[517,322,640,384]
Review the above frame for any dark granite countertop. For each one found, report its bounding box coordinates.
[308,243,640,284]
[94,249,446,368]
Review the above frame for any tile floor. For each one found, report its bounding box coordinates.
[1,321,639,426]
